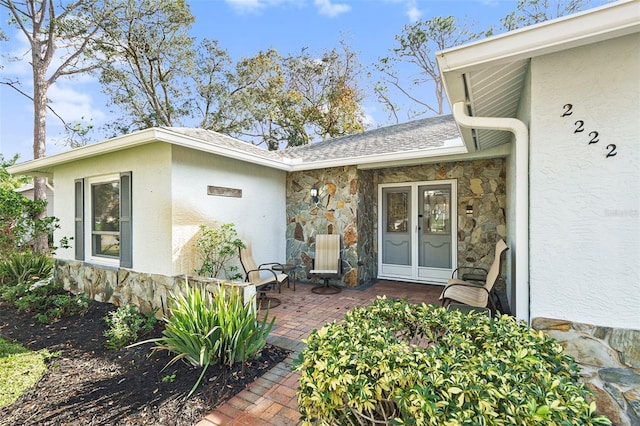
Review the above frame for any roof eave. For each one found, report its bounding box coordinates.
[7,128,161,176]
[287,144,469,172]
[437,0,639,78]
[437,0,639,150]
[7,128,291,176]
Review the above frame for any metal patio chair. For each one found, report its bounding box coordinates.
[439,239,509,314]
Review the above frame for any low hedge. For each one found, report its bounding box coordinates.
[296,297,610,425]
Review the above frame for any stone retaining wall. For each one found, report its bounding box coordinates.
[54,259,257,317]
[533,317,640,425]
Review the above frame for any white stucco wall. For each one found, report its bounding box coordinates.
[529,33,640,329]
[53,143,174,275]
[504,67,532,316]
[170,145,287,277]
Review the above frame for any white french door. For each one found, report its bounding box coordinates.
[378,180,457,285]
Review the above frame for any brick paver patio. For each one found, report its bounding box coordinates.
[196,280,443,426]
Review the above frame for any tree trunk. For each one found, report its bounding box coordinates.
[32,45,49,254]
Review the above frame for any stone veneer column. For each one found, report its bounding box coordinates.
[286,166,360,287]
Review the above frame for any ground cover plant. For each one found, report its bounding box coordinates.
[296,297,611,425]
[104,304,158,349]
[0,253,287,425]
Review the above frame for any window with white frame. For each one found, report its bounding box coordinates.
[75,172,132,267]
[91,178,120,258]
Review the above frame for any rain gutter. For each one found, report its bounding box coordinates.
[452,101,530,323]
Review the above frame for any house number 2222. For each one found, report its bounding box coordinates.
[562,104,617,158]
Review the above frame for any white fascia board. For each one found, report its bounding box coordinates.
[287,145,469,172]
[357,143,510,170]
[7,128,160,176]
[8,128,482,176]
[437,1,639,76]
[7,128,290,176]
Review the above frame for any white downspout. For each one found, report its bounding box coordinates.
[452,102,530,323]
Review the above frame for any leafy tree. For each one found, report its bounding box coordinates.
[100,24,366,150]
[500,0,591,31]
[276,41,365,147]
[0,187,55,260]
[192,38,249,135]
[224,42,366,150]
[0,156,61,259]
[0,0,113,252]
[97,0,196,134]
[374,16,482,123]
[1,155,29,190]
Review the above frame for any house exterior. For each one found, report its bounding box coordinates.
[15,181,55,217]
[437,0,639,332]
[7,1,639,422]
[9,129,287,311]
[435,2,639,422]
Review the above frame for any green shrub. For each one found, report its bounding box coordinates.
[8,277,89,324]
[138,283,274,397]
[296,297,611,426]
[0,186,59,261]
[195,222,245,280]
[0,252,52,287]
[104,304,157,349]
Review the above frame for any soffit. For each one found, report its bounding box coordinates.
[466,60,530,151]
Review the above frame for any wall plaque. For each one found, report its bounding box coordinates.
[207,186,242,198]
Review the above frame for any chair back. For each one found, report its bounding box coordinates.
[484,239,509,291]
[239,241,260,282]
[315,234,340,271]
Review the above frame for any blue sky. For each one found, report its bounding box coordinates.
[0,0,598,162]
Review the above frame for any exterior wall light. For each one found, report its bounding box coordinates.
[466,205,474,216]
[310,186,319,203]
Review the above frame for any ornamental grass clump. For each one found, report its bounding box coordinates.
[296,297,610,426]
[137,283,274,397]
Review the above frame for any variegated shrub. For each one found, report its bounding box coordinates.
[296,297,610,425]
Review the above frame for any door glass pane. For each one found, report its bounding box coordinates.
[419,185,452,268]
[424,188,450,234]
[382,187,411,265]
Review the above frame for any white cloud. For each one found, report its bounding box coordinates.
[0,30,33,78]
[407,5,422,22]
[224,0,269,14]
[47,82,106,124]
[314,0,350,18]
[360,104,378,128]
[384,0,422,22]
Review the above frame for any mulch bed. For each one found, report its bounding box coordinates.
[0,299,289,425]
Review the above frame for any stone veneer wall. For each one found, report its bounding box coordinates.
[285,159,507,288]
[286,166,361,286]
[533,318,640,425]
[54,259,257,317]
[371,159,508,282]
